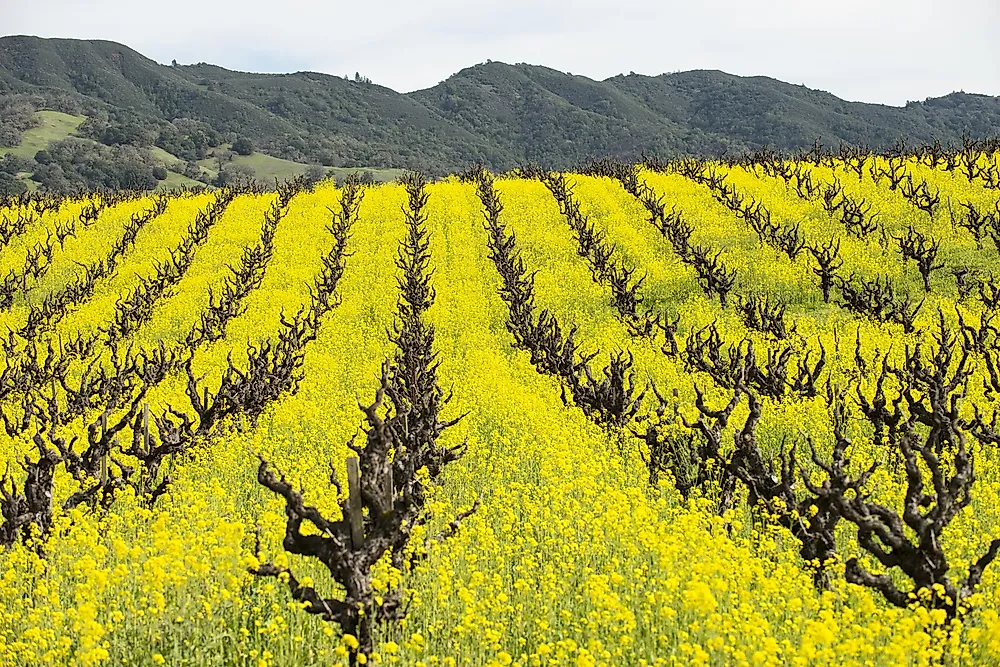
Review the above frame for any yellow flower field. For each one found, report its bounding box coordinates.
[1,148,1000,666]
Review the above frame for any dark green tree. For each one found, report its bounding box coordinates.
[231,136,253,156]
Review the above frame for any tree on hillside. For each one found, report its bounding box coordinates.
[215,164,255,187]
[214,149,234,172]
[0,98,41,146]
[0,172,27,196]
[231,136,253,156]
[0,154,31,175]
[183,160,206,182]
[303,164,326,184]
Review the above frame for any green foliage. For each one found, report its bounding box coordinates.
[155,119,223,162]
[0,109,87,159]
[0,96,40,146]
[1,36,999,179]
[30,138,160,192]
[231,136,253,156]
[214,163,255,187]
[181,159,208,182]
[0,171,26,195]
[303,164,325,184]
[0,154,31,174]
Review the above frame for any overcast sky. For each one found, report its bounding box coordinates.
[3,0,998,106]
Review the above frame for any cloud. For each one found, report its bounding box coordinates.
[2,0,997,105]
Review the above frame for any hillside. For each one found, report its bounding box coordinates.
[1,35,999,192]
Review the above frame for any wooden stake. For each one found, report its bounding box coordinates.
[143,403,150,454]
[346,457,364,549]
[100,412,108,485]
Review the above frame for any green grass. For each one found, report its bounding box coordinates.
[156,170,205,191]
[13,173,38,192]
[149,146,186,170]
[199,146,407,185]
[233,153,308,182]
[198,149,307,184]
[327,166,407,184]
[5,120,407,190]
[151,148,210,190]
[0,110,87,159]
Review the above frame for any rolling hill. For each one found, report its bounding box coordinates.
[1,35,999,192]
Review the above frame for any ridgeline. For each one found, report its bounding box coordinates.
[1,35,998,192]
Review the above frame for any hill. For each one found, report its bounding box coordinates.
[1,35,999,192]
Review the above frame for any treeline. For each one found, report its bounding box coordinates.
[0,97,227,164]
[0,97,40,147]
[78,109,224,163]
[22,140,167,193]
[0,96,253,194]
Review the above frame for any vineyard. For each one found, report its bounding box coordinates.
[3,139,1000,666]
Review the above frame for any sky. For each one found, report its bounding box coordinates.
[2,0,998,106]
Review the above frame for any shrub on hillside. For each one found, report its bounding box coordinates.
[231,136,253,156]
[0,172,27,196]
[215,163,256,187]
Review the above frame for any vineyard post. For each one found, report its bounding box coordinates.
[143,403,150,453]
[346,457,364,548]
[100,412,108,485]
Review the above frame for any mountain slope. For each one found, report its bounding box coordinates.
[603,70,1000,149]
[410,63,1000,162]
[406,62,690,165]
[169,63,511,168]
[0,35,298,137]
[0,36,504,172]
[2,35,999,185]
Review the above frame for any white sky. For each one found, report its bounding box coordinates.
[2,0,998,106]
